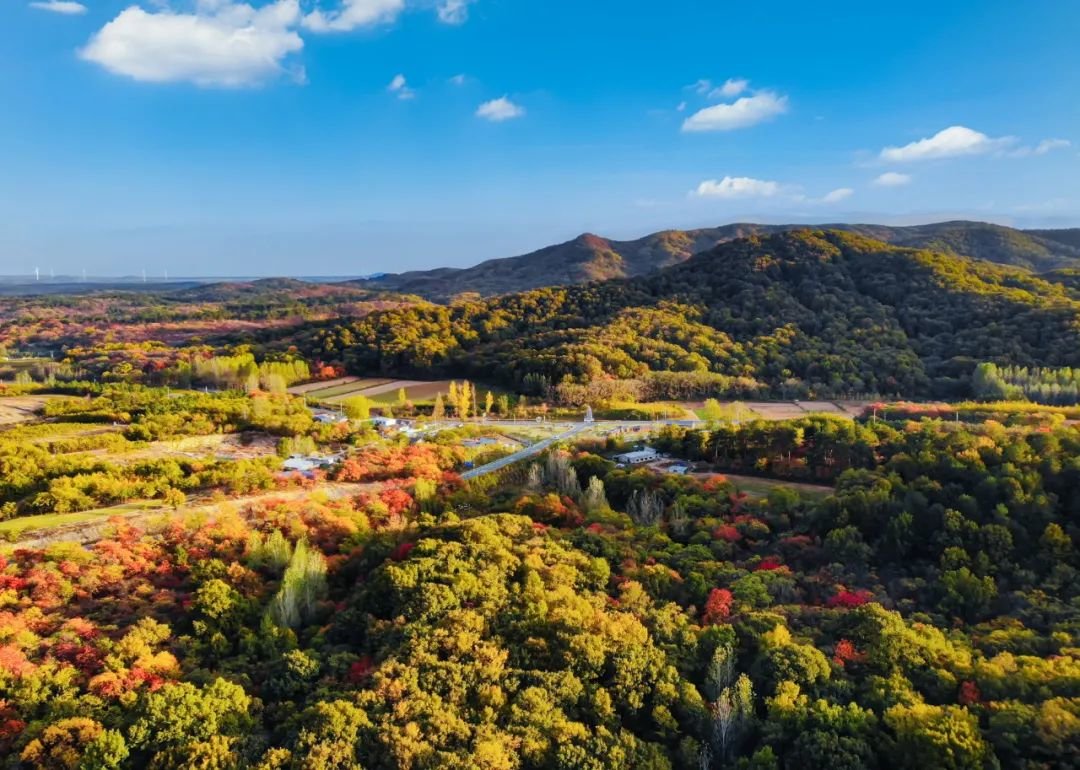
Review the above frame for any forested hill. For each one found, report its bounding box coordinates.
[305,230,1080,399]
[1028,228,1080,251]
[353,221,1080,301]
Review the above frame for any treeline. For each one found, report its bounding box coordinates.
[294,230,1080,400]
[188,353,310,392]
[41,385,315,440]
[543,371,765,405]
[3,344,318,395]
[973,362,1080,404]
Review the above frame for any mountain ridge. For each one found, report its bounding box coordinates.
[354,220,1080,301]
[321,229,1080,399]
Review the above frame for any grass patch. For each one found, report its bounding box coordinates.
[592,401,697,420]
[720,473,833,500]
[0,500,164,540]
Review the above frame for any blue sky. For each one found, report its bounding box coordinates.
[2,0,1078,276]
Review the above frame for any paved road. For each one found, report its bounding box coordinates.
[460,424,589,479]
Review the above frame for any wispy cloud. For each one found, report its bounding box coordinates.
[1008,137,1072,158]
[873,172,912,187]
[682,90,788,132]
[448,73,467,86]
[880,125,1014,162]
[81,0,305,87]
[387,73,415,99]
[820,187,854,204]
[1035,138,1071,154]
[712,78,748,99]
[476,96,524,122]
[693,176,855,205]
[30,0,87,14]
[436,0,473,24]
[302,0,404,33]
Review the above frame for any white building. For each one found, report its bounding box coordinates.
[283,457,318,473]
[613,447,658,464]
[282,453,343,472]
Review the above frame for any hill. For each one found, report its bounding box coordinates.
[355,221,1080,300]
[1027,227,1080,251]
[315,230,1080,399]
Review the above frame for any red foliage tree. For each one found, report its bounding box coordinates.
[348,655,375,683]
[713,525,741,543]
[958,680,982,706]
[702,588,734,625]
[833,638,867,666]
[827,589,873,608]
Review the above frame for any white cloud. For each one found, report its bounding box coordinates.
[711,78,748,99]
[693,177,856,205]
[821,187,853,204]
[879,125,1014,162]
[476,96,524,122]
[675,100,686,112]
[682,91,788,132]
[1034,138,1071,155]
[448,73,467,86]
[436,0,472,24]
[690,79,712,95]
[387,72,414,99]
[1008,138,1072,158]
[873,171,912,187]
[80,1,304,87]
[302,0,403,33]
[693,176,781,199]
[30,1,87,14]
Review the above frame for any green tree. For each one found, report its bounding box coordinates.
[342,395,372,420]
[884,703,994,770]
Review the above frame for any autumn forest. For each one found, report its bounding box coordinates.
[0,225,1078,769]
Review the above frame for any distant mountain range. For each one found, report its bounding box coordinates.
[355,221,1080,301]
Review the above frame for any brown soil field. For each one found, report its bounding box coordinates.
[287,376,363,395]
[0,396,57,425]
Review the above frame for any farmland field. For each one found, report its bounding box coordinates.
[367,380,454,403]
[303,377,484,405]
[298,378,394,401]
[721,400,869,420]
[286,376,362,395]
